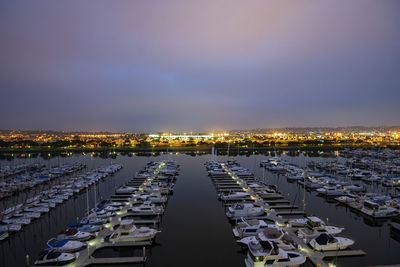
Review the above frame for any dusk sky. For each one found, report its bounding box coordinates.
[1,1,399,132]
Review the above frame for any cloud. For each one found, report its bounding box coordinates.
[0,0,399,131]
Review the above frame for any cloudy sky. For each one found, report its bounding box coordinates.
[0,0,399,132]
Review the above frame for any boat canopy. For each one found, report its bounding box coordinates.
[315,233,336,245]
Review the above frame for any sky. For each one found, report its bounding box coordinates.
[0,0,399,132]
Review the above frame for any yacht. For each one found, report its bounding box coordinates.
[14,211,41,219]
[233,220,269,238]
[109,219,159,242]
[58,228,92,241]
[343,184,365,192]
[226,203,264,219]
[34,249,76,265]
[244,240,306,267]
[3,217,31,225]
[0,223,22,232]
[308,233,354,251]
[316,186,345,197]
[297,216,343,238]
[335,195,357,204]
[46,238,85,252]
[116,186,137,194]
[131,202,164,215]
[360,200,398,218]
[239,226,295,250]
[139,192,167,203]
[77,224,101,233]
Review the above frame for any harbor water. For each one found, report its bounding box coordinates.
[1,152,400,267]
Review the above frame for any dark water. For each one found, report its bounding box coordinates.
[1,153,400,267]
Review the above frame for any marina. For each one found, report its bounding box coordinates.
[206,160,366,267]
[0,152,399,266]
[2,1,400,266]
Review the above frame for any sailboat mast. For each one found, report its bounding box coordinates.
[86,187,89,215]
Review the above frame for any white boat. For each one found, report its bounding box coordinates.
[81,217,106,225]
[34,249,76,265]
[139,193,167,203]
[109,219,159,242]
[131,202,164,215]
[92,209,115,218]
[15,211,41,219]
[361,200,398,218]
[58,228,92,241]
[3,217,31,225]
[226,203,264,219]
[239,225,295,250]
[297,216,343,238]
[35,202,56,208]
[316,186,345,197]
[308,233,354,251]
[335,196,356,204]
[0,223,22,232]
[24,206,49,213]
[343,184,365,192]
[116,186,137,194]
[46,238,85,252]
[233,220,269,238]
[288,218,307,227]
[1,204,23,216]
[244,239,306,267]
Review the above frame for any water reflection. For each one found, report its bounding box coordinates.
[0,153,399,267]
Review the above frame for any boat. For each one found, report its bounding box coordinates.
[343,184,365,192]
[308,233,354,251]
[109,219,159,242]
[226,203,264,219]
[335,195,357,204]
[297,216,343,238]
[139,192,167,203]
[288,218,308,227]
[360,200,398,218]
[46,238,85,252]
[58,228,92,241]
[244,239,306,267]
[77,224,101,233]
[0,223,22,232]
[14,211,41,219]
[131,202,164,215]
[233,220,269,238]
[3,217,31,225]
[316,186,345,197]
[238,225,296,250]
[116,186,137,194]
[34,249,76,265]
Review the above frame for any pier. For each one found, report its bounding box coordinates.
[206,161,367,267]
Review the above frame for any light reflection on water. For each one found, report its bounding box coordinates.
[0,153,399,267]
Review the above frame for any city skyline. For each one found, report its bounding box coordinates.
[1,1,400,132]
